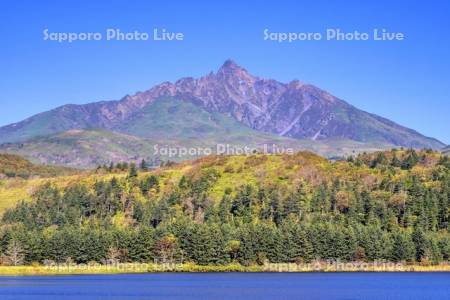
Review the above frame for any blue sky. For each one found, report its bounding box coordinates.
[0,0,449,144]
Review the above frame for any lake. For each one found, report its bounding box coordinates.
[0,273,449,299]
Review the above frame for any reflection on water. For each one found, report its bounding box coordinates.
[0,273,449,300]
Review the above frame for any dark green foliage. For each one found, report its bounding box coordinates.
[401,150,420,170]
[1,152,449,266]
[279,220,313,262]
[128,227,155,262]
[391,231,415,262]
[140,159,148,171]
[140,175,160,194]
[412,226,427,262]
[189,224,229,265]
[128,163,138,178]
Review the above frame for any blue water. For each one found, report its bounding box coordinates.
[0,273,449,300]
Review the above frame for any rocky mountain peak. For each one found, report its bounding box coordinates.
[216,59,257,83]
[287,80,305,89]
[219,59,242,71]
[0,60,444,150]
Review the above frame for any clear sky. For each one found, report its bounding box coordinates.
[0,0,449,144]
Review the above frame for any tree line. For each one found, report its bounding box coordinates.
[1,150,449,266]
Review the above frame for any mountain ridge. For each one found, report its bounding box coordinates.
[0,102,393,168]
[0,60,444,150]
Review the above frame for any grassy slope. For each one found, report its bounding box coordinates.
[0,129,160,168]
[0,154,80,212]
[0,90,443,150]
[332,104,444,149]
[0,149,448,274]
[118,97,395,153]
[0,172,124,214]
[1,149,440,215]
[116,97,252,139]
[0,105,100,144]
[0,99,394,168]
[0,154,77,178]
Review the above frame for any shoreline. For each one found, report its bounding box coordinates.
[1,262,449,276]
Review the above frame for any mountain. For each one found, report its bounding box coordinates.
[0,60,444,167]
[443,146,450,155]
[0,153,77,179]
[0,111,392,168]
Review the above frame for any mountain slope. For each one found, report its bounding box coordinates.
[0,154,77,179]
[0,130,159,168]
[116,97,264,139]
[0,128,393,168]
[0,150,448,267]
[0,60,444,149]
[443,146,450,155]
[0,98,395,168]
[1,149,447,213]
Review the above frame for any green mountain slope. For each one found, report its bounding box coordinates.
[0,104,108,144]
[117,97,256,139]
[330,104,444,148]
[0,61,444,150]
[0,149,448,266]
[0,130,158,168]
[0,98,397,168]
[0,125,393,169]
[0,153,77,179]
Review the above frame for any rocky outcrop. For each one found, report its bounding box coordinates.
[0,60,444,149]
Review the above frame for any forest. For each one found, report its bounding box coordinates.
[0,149,449,267]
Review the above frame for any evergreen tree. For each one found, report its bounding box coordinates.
[140,159,148,171]
[128,163,138,178]
[128,227,155,262]
[391,231,415,262]
[401,150,419,170]
[0,149,449,267]
[412,226,427,262]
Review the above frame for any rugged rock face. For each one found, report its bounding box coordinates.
[121,60,340,139]
[0,60,444,149]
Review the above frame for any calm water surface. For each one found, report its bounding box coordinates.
[0,273,449,300]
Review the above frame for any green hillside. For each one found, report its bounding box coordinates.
[117,97,256,139]
[0,99,395,168]
[0,128,392,169]
[0,153,77,179]
[0,149,448,267]
[0,129,161,168]
[0,105,100,144]
[332,105,444,148]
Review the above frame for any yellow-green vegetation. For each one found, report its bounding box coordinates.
[0,96,416,170]
[0,172,125,214]
[3,147,435,215]
[0,153,77,179]
[0,149,449,271]
[0,154,81,212]
[0,152,333,214]
[0,149,447,217]
[1,262,449,276]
